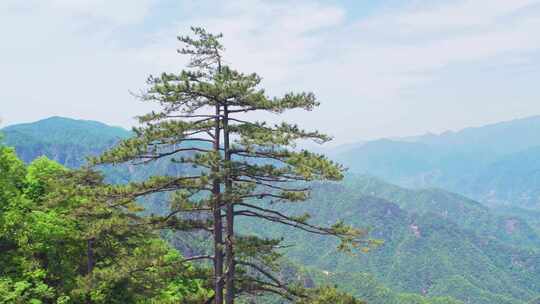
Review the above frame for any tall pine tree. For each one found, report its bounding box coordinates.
[93,27,371,304]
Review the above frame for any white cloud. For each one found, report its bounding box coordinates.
[329,1,540,102]
[3,0,540,143]
[358,0,537,35]
[0,0,159,128]
[3,0,155,26]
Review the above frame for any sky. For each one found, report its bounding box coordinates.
[2,0,540,145]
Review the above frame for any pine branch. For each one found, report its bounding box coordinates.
[234,210,332,236]
[233,177,308,192]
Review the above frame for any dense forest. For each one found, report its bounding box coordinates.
[2,27,540,304]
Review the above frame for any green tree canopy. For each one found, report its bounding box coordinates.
[0,148,208,303]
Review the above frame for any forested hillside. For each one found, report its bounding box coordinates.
[2,117,131,168]
[245,180,540,304]
[3,117,539,304]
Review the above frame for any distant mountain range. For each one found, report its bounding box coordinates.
[2,116,540,304]
[331,115,540,209]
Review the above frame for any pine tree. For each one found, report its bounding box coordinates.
[93,27,371,304]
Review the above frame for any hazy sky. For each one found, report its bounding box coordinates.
[2,0,540,144]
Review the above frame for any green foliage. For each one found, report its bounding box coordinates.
[292,264,465,304]
[395,294,463,304]
[297,286,366,304]
[0,146,25,204]
[0,148,208,303]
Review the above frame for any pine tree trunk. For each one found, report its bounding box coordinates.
[224,105,235,304]
[87,237,95,274]
[213,104,224,304]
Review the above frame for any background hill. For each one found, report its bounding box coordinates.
[2,116,540,304]
[2,116,131,168]
[332,115,540,209]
